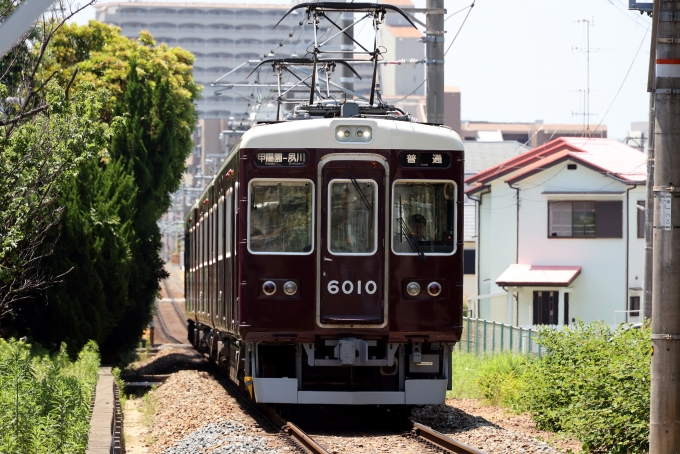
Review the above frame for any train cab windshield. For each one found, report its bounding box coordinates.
[392,180,456,255]
[328,179,377,255]
[248,180,313,254]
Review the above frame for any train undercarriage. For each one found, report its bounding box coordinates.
[189,321,453,406]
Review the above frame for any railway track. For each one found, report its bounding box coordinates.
[123,369,486,454]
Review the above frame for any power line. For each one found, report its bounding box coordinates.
[444,1,475,57]
[592,25,649,136]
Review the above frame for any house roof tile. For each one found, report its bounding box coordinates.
[465,137,645,194]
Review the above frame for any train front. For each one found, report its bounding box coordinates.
[239,113,464,406]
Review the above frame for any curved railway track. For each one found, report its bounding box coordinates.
[153,299,184,345]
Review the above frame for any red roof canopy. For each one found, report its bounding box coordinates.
[496,264,582,287]
[466,137,645,195]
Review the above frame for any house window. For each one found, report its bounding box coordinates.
[533,291,558,325]
[629,296,640,317]
[564,293,569,326]
[637,201,645,239]
[548,201,622,238]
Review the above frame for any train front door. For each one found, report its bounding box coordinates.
[319,156,386,327]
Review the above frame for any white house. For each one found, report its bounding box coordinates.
[465,137,646,328]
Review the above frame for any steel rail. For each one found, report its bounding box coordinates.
[257,404,329,454]
[153,299,184,345]
[410,421,486,454]
[162,279,188,325]
[214,371,328,454]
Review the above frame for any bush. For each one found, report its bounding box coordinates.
[519,321,650,453]
[0,339,100,453]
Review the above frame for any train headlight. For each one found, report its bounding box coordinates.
[262,281,277,296]
[283,281,298,296]
[427,282,442,297]
[406,282,421,296]
[335,126,352,142]
[355,126,372,142]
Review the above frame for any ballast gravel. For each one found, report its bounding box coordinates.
[161,421,277,454]
[127,348,580,454]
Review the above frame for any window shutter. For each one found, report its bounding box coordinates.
[595,201,623,238]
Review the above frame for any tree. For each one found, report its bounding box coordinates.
[0,0,105,321]
[17,22,199,362]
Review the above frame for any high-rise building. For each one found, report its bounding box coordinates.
[95,2,381,121]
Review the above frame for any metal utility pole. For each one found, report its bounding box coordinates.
[425,0,444,124]
[341,9,354,96]
[650,0,680,450]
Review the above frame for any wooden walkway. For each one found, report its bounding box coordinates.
[86,367,114,454]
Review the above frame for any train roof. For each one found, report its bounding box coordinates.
[241,117,464,151]
[186,118,464,221]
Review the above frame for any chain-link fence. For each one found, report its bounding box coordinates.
[457,317,544,356]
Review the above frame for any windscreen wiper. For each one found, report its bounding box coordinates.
[398,217,425,259]
[350,178,372,211]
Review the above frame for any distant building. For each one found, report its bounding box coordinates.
[625,121,649,152]
[466,138,645,328]
[461,121,607,148]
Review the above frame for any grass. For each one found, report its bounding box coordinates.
[447,351,531,406]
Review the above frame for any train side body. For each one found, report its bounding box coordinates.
[185,118,464,405]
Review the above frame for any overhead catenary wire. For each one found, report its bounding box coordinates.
[390,2,477,105]
[590,25,649,137]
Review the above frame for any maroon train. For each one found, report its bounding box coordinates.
[185,102,464,406]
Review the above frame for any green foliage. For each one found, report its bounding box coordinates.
[518,321,651,453]
[0,82,113,317]
[449,323,650,453]
[448,352,487,399]
[0,339,100,454]
[448,352,531,406]
[475,352,531,407]
[14,21,199,364]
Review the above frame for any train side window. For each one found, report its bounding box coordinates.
[248,179,314,255]
[392,180,457,256]
[217,198,224,260]
[226,190,233,256]
[328,179,378,255]
[203,213,209,265]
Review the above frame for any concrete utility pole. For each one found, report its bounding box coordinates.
[425,0,445,124]
[650,0,680,450]
[643,0,660,321]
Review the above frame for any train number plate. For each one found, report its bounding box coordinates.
[327,280,378,295]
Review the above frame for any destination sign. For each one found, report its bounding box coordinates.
[255,151,308,167]
[399,152,450,168]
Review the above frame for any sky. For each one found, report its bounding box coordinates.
[70,0,654,140]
